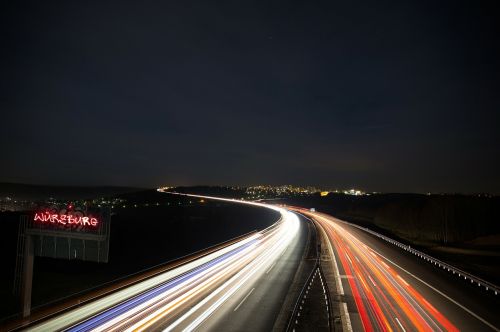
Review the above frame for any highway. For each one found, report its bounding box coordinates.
[15,195,500,332]
[23,195,308,332]
[295,208,500,332]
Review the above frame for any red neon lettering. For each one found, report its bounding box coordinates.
[68,215,77,224]
[33,212,99,228]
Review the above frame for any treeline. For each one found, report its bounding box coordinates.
[281,193,500,246]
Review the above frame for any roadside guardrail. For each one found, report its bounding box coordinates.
[336,218,500,296]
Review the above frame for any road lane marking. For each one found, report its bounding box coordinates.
[368,275,377,287]
[396,275,409,287]
[381,261,391,269]
[395,317,406,332]
[280,245,288,257]
[234,288,255,311]
[266,261,277,274]
[342,303,353,332]
[345,253,353,264]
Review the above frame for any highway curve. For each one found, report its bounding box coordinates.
[22,195,309,332]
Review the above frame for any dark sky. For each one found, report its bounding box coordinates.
[1,1,499,193]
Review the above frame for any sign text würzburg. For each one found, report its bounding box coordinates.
[34,212,99,227]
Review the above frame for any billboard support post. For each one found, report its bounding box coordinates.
[20,235,34,318]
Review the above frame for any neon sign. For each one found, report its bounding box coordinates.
[34,212,99,227]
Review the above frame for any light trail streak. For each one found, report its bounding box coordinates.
[296,209,459,332]
[27,194,299,332]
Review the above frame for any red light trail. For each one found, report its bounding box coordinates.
[297,210,459,332]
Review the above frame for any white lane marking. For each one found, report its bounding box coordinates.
[345,253,353,265]
[342,303,353,332]
[381,261,391,269]
[368,275,377,287]
[266,261,277,274]
[234,288,255,311]
[395,317,406,332]
[374,250,500,332]
[396,274,409,287]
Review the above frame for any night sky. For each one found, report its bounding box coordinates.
[1,1,499,193]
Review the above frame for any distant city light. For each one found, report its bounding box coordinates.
[343,189,366,196]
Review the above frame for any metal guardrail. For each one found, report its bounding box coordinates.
[335,218,500,296]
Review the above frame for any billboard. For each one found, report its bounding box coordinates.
[25,206,111,263]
